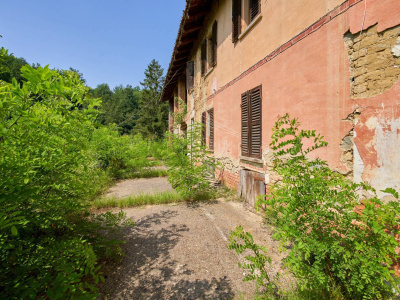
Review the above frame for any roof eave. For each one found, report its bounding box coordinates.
[161,0,213,101]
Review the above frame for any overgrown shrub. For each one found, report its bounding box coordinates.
[228,226,278,299]
[166,122,218,199]
[90,128,149,178]
[0,61,132,299]
[230,114,400,299]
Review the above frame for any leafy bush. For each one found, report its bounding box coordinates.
[0,61,132,299]
[90,128,151,178]
[253,114,400,299]
[166,122,218,199]
[228,226,278,299]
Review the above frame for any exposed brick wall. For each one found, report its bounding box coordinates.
[345,24,400,99]
[216,168,239,190]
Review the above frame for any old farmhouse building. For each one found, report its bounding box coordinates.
[161,0,400,205]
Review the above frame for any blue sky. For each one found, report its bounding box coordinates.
[0,0,186,89]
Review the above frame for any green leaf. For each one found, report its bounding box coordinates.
[24,178,29,184]
[11,226,18,236]
[381,188,399,199]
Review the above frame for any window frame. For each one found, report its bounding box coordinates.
[201,20,218,76]
[232,0,261,43]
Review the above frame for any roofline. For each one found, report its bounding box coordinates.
[161,0,213,101]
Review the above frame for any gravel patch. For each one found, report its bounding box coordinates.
[98,200,294,299]
[105,177,174,199]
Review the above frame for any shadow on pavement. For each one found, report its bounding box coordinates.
[99,210,234,299]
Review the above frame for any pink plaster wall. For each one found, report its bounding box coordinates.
[208,0,400,193]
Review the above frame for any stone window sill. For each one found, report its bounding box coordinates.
[204,67,214,78]
[239,156,263,165]
[238,14,262,41]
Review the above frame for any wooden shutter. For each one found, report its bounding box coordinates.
[249,86,262,158]
[250,0,261,22]
[211,21,218,67]
[186,61,194,90]
[201,40,207,76]
[232,0,241,43]
[201,111,206,146]
[241,91,249,156]
[209,108,214,151]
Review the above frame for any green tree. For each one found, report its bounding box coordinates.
[0,47,28,83]
[92,83,114,125]
[91,84,141,134]
[135,59,168,139]
[112,84,140,134]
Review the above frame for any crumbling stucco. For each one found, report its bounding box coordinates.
[340,109,361,178]
[216,156,239,174]
[370,117,400,198]
[344,24,400,99]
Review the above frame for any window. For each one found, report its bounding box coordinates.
[249,0,261,23]
[241,85,262,158]
[232,0,241,43]
[232,0,261,42]
[201,109,214,151]
[201,40,207,76]
[186,61,194,90]
[201,21,218,76]
[211,21,218,67]
[209,108,214,151]
[202,111,206,145]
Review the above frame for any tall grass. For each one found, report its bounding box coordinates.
[93,190,217,209]
[121,168,168,180]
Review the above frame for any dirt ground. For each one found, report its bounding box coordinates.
[99,179,292,299]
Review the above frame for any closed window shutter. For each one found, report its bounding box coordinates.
[241,91,249,156]
[201,111,206,145]
[250,86,262,158]
[232,0,241,43]
[250,0,261,22]
[201,40,207,76]
[186,61,194,90]
[211,21,218,67]
[209,108,214,151]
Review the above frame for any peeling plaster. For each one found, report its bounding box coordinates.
[371,117,400,197]
[353,140,365,184]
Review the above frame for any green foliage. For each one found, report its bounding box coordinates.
[284,284,345,300]
[135,59,168,139]
[92,83,141,134]
[256,114,400,299]
[171,97,187,126]
[90,127,156,179]
[166,122,218,199]
[228,226,278,299]
[0,63,133,299]
[0,47,28,84]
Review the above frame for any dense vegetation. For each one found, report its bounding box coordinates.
[229,114,400,299]
[0,47,169,298]
[166,121,219,199]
